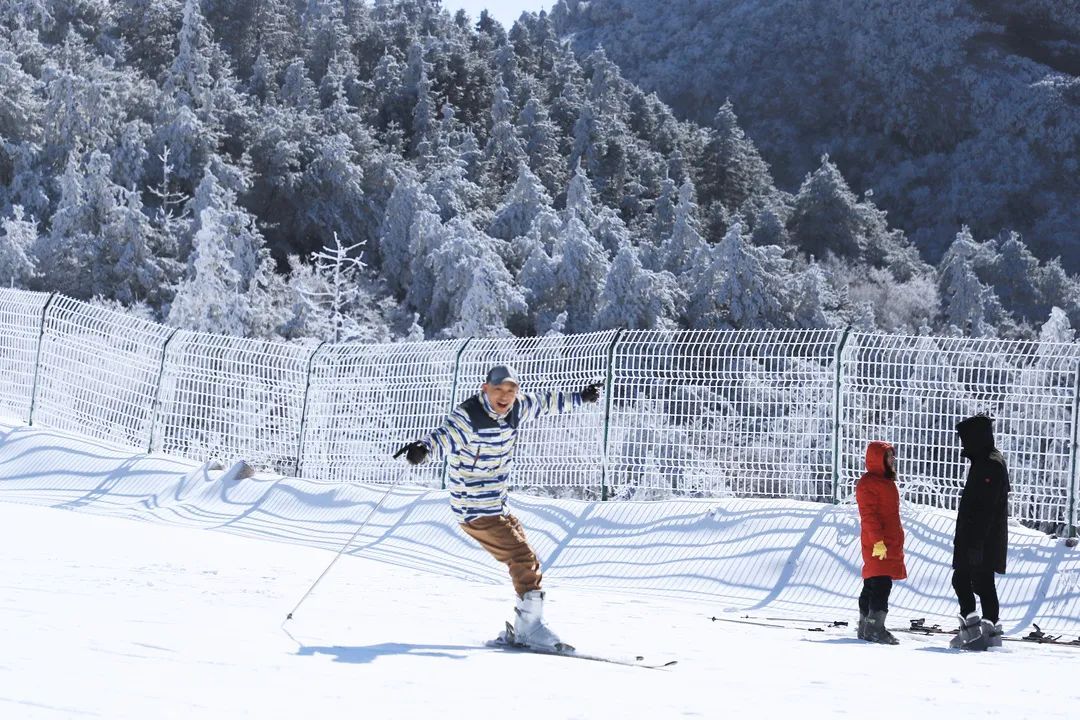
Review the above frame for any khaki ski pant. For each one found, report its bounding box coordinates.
[460,514,542,597]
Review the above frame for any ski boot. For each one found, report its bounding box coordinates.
[983,619,1003,648]
[949,612,988,650]
[513,590,570,651]
[857,612,868,640]
[863,610,899,645]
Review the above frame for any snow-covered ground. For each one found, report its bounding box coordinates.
[1,421,1079,718]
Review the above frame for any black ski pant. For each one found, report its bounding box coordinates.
[858,575,892,615]
[951,567,999,623]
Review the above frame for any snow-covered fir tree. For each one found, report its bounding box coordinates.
[594,245,683,330]
[0,0,1070,342]
[552,213,608,334]
[489,163,552,241]
[0,206,37,288]
[167,206,249,336]
[938,227,1006,337]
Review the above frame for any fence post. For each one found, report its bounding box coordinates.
[27,293,56,426]
[830,327,853,504]
[146,327,181,453]
[294,340,329,477]
[600,329,626,501]
[441,337,473,490]
[1068,366,1080,537]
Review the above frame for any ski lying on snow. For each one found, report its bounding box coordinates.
[485,623,677,669]
[709,614,1080,649]
[904,619,1080,648]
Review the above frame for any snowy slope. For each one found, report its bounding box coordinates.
[1,421,1079,718]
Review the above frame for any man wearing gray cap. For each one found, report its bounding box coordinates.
[395,364,601,650]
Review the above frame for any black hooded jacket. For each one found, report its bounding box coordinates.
[952,415,1011,573]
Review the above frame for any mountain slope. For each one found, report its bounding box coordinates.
[553,0,1080,268]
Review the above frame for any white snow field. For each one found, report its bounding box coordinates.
[1,421,1079,719]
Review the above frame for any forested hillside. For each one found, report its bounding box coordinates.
[552,0,1080,269]
[0,0,1076,343]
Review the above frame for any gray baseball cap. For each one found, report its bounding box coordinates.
[484,364,521,386]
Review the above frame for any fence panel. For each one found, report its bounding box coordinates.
[839,333,1080,528]
[300,339,466,486]
[606,329,842,500]
[0,289,51,423]
[0,287,1077,528]
[152,332,313,473]
[33,296,172,448]
[453,331,617,497]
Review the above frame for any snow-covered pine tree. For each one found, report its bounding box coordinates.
[379,173,440,295]
[489,163,552,241]
[659,179,706,277]
[649,176,677,248]
[167,206,248,336]
[484,83,527,191]
[39,150,163,303]
[594,244,683,330]
[552,212,608,334]
[517,96,564,195]
[788,155,906,268]
[0,205,37,288]
[516,240,561,335]
[299,132,367,253]
[696,100,773,214]
[428,219,524,336]
[424,141,482,223]
[404,208,449,319]
[938,227,1007,337]
[704,221,789,329]
[562,158,600,231]
[791,260,840,330]
[186,166,269,293]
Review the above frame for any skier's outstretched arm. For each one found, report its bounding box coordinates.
[519,381,603,422]
[394,409,472,465]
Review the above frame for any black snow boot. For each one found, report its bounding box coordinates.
[857,612,868,640]
[863,610,899,645]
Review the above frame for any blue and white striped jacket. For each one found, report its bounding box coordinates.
[422,389,582,521]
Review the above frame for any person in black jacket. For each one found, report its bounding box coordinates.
[949,413,1010,651]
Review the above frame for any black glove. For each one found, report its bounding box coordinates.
[393,441,428,465]
[966,546,984,568]
[580,381,603,403]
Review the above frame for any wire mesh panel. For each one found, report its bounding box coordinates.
[300,339,466,487]
[453,331,617,496]
[0,289,51,423]
[152,332,313,472]
[33,296,172,448]
[607,329,842,500]
[838,333,1080,527]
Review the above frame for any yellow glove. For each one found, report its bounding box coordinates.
[872,540,888,560]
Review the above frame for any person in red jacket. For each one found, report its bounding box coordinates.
[855,440,907,644]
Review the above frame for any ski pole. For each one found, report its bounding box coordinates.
[284,468,410,622]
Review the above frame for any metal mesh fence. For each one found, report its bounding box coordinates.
[152,331,313,472]
[0,289,51,423]
[606,329,843,500]
[0,290,1077,527]
[33,296,172,447]
[839,333,1080,527]
[453,331,616,496]
[299,339,465,487]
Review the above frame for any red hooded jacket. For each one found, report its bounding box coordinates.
[856,441,907,580]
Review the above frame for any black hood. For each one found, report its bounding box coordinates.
[956,414,995,459]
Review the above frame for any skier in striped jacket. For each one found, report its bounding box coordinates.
[394,364,602,650]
